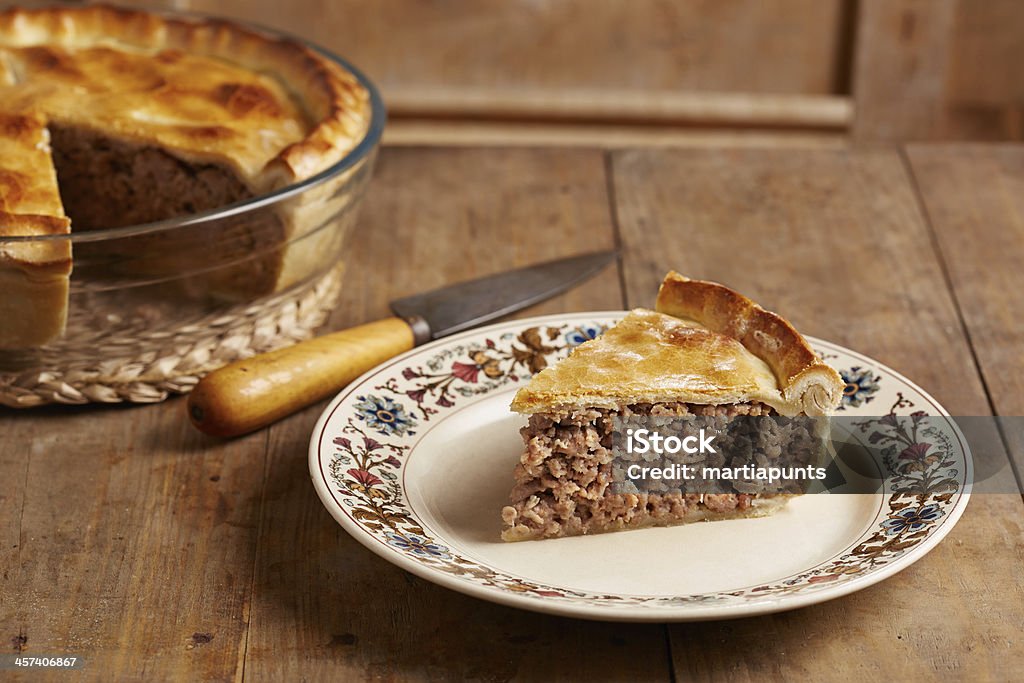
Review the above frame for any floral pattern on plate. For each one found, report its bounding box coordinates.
[838,366,883,409]
[373,322,607,421]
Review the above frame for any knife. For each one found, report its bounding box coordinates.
[187,250,616,437]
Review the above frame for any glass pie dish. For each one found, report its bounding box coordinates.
[0,30,384,407]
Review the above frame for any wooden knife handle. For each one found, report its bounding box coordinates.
[187,317,416,437]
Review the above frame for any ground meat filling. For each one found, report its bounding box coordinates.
[502,402,811,541]
[49,123,289,298]
[50,123,253,229]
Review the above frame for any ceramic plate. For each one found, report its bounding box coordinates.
[309,312,972,621]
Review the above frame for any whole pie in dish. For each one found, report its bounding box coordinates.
[501,272,844,541]
[0,5,371,348]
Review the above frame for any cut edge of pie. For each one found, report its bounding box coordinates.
[502,272,844,542]
[0,111,71,348]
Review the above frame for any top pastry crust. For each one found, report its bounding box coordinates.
[0,4,371,189]
[510,272,844,416]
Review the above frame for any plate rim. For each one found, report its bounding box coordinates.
[308,311,973,622]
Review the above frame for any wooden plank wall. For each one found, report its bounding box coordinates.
[853,0,1024,142]
[186,0,847,96]
[177,0,855,146]
[8,0,1024,142]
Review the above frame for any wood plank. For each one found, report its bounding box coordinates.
[0,402,265,681]
[242,147,669,681]
[611,147,1024,680]
[852,0,957,142]
[384,119,848,150]
[905,144,1024,474]
[948,1,1024,106]
[184,0,845,97]
[387,89,851,129]
[853,0,1024,142]
[0,425,29,657]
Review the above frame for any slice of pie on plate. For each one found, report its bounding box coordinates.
[501,272,844,541]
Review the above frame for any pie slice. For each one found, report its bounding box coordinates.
[501,272,844,541]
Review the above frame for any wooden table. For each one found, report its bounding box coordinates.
[2,144,1022,681]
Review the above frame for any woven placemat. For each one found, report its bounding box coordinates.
[0,268,342,408]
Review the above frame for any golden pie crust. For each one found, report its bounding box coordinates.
[0,4,369,187]
[0,5,372,348]
[0,111,71,348]
[511,272,845,416]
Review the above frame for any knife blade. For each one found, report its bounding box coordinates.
[390,250,616,342]
[187,250,616,437]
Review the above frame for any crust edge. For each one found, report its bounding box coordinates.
[655,272,843,416]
